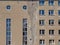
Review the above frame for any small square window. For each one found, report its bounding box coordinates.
[39,0,45,6]
[49,30,54,35]
[49,20,54,26]
[39,10,44,15]
[40,39,45,45]
[49,39,54,45]
[49,10,54,16]
[39,29,45,35]
[23,5,27,10]
[39,20,45,26]
[6,5,11,10]
[49,0,54,6]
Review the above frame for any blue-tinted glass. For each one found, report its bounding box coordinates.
[49,0,54,6]
[42,20,44,25]
[6,32,11,35]
[6,18,11,45]
[39,0,44,6]
[58,10,60,15]
[39,10,44,15]
[6,5,11,10]
[23,5,27,10]
[49,10,54,15]
[58,0,60,6]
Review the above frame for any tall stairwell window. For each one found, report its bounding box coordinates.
[23,18,27,45]
[6,18,11,45]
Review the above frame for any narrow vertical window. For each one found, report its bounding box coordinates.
[23,18,27,45]
[58,0,60,6]
[58,40,60,45]
[58,10,60,15]
[39,0,45,6]
[58,30,60,35]
[6,18,11,45]
[58,20,60,25]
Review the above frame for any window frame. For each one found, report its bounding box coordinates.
[39,10,44,16]
[39,20,45,26]
[39,0,45,6]
[49,19,54,26]
[39,29,45,35]
[49,30,54,35]
[49,10,54,16]
[40,39,45,45]
[49,0,54,6]
[49,39,54,45]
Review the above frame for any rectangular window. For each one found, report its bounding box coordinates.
[58,20,60,25]
[40,29,45,35]
[58,10,60,15]
[58,0,60,6]
[6,18,11,45]
[49,10,54,16]
[39,20,44,26]
[49,30,54,35]
[39,0,44,6]
[49,20,54,25]
[23,18,27,45]
[40,39,45,45]
[58,30,60,34]
[58,40,60,45]
[49,0,54,6]
[49,40,54,45]
[39,10,44,15]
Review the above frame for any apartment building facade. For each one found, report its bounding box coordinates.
[0,0,60,45]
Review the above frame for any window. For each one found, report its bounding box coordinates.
[49,20,54,25]
[6,18,11,45]
[39,10,44,15]
[58,0,60,6]
[58,30,60,34]
[23,5,27,10]
[49,30,54,35]
[40,39,45,45]
[39,20,44,26]
[39,0,45,6]
[39,29,45,35]
[49,0,54,6]
[49,10,54,16]
[58,10,60,15]
[58,20,60,25]
[23,18,27,45]
[58,40,60,45]
[6,5,11,10]
[49,40,54,45]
